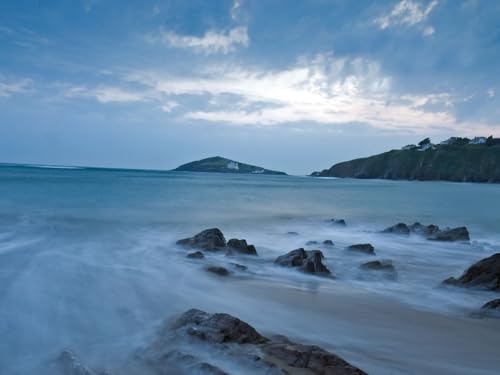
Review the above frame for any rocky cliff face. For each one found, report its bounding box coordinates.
[313,140,500,183]
[174,156,287,175]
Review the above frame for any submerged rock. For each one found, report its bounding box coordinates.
[306,240,319,246]
[382,223,410,235]
[263,335,367,375]
[286,231,299,236]
[442,253,500,291]
[360,260,397,280]
[230,262,248,271]
[428,226,470,242]
[206,266,231,277]
[347,244,375,255]
[177,228,226,251]
[227,238,258,255]
[186,251,204,259]
[323,240,334,246]
[275,249,331,276]
[330,219,346,226]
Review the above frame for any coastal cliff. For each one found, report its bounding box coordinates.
[312,137,500,183]
[174,156,287,175]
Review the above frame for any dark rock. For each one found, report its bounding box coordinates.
[330,219,346,226]
[177,228,226,251]
[230,262,248,271]
[481,298,500,311]
[227,238,258,255]
[287,231,299,235]
[187,251,204,259]
[323,240,334,246]
[360,260,395,272]
[206,266,231,276]
[275,249,331,276]
[428,226,470,242]
[263,336,367,375]
[382,223,410,235]
[174,309,268,345]
[346,244,375,255]
[194,362,230,375]
[306,241,319,246]
[442,253,500,291]
[409,222,440,236]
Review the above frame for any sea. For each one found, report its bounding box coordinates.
[0,164,499,374]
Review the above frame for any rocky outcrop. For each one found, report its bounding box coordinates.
[382,222,470,242]
[442,253,500,291]
[186,251,204,259]
[227,238,258,255]
[263,335,367,375]
[174,156,287,175]
[177,229,258,255]
[312,139,500,183]
[275,249,331,276]
[177,228,226,251]
[347,244,375,255]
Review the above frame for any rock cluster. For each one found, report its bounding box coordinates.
[382,222,470,242]
[177,228,258,255]
[274,248,332,276]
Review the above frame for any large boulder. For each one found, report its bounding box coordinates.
[174,309,268,345]
[263,336,367,375]
[346,244,375,255]
[227,238,258,255]
[382,223,410,235]
[442,253,500,291]
[275,249,331,276]
[428,226,470,242]
[177,228,226,250]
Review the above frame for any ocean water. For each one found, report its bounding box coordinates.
[1,165,500,374]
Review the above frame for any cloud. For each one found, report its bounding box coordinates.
[161,100,178,112]
[0,78,33,97]
[147,26,248,54]
[63,85,149,103]
[375,0,438,36]
[123,54,468,133]
[488,88,495,98]
[231,0,242,21]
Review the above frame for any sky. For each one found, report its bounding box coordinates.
[0,0,499,174]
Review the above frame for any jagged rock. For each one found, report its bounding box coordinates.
[263,335,367,375]
[174,309,268,344]
[206,266,231,276]
[346,244,375,255]
[323,240,334,246]
[442,253,500,291]
[187,251,204,259]
[330,219,346,226]
[306,241,319,246]
[177,228,226,251]
[428,226,470,242]
[227,238,258,255]
[275,249,331,276]
[382,223,410,235]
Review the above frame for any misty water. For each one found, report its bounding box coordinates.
[1,165,500,374]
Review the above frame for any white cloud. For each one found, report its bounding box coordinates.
[488,88,495,98]
[147,26,248,54]
[124,54,463,133]
[63,85,149,103]
[231,0,242,21]
[0,78,33,97]
[375,0,438,36]
[161,100,178,112]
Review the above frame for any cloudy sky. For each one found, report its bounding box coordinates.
[0,0,499,174]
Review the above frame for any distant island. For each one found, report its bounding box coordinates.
[174,156,287,175]
[312,136,500,183]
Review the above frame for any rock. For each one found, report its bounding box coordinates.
[442,253,500,291]
[481,298,500,311]
[306,241,319,246]
[227,238,258,255]
[174,309,268,345]
[275,249,331,276]
[187,251,204,259]
[323,240,334,246]
[428,226,470,242]
[287,231,299,235]
[330,219,346,226]
[230,262,248,271]
[360,260,397,280]
[360,260,395,272]
[206,266,231,276]
[263,336,367,375]
[382,223,410,235]
[409,222,440,236]
[177,228,226,251]
[346,244,375,255]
